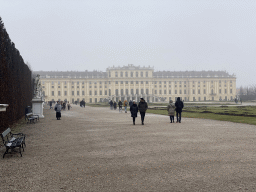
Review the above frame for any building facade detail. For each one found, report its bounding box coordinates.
[35,64,236,103]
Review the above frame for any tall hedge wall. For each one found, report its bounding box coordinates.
[0,17,32,132]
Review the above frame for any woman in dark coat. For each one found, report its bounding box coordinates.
[54,101,62,120]
[130,100,138,125]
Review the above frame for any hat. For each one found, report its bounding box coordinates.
[140,98,144,100]
[133,100,136,102]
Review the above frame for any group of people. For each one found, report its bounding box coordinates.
[167,97,184,123]
[109,97,184,125]
[50,101,72,120]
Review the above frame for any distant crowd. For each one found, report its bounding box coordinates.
[109,97,184,125]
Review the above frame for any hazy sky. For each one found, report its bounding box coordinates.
[1,0,255,87]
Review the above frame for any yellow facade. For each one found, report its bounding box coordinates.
[36,64,236,103]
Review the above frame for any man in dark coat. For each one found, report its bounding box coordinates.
[175,97,184,123]
[129,100,133,107]
[138,98,148,125]
[118,100,123,112]
[130,100,138,125]
[109,100,113,110]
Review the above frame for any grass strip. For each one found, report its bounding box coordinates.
[147,108,256,126]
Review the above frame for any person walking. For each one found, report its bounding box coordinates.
[175,97,184,123]
[123,100,128,113]
[129,100,133,108]
[49,101,53,109]
[109,100,113,110]
[54,101,62,120]
[113,101,117,110]
[130,100,138,125]
[118,100,123,113]
[167,100,175,123]
[62,102,66,111]
[67,102,71,110]
[138,98,148,125]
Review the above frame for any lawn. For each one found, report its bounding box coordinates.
[147,106,256,125]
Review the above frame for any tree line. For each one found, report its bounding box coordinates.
[238,85,256,101]
[0,17,33,132]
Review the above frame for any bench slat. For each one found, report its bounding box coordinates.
[2,128,11,138]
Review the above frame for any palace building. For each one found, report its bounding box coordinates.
[35,64,236,103]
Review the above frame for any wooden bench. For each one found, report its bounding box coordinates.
[1,128,26,158]
[25,113,39,124]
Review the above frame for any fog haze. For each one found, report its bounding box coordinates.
[1,0,255,87]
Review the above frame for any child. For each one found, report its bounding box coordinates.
[167,100,175,123]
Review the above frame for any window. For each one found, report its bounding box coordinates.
[105,90,107,95]
[184,90,186,94]
[136,72,138,77]
[131,89,134,95]
[141,89,144,94]
[82,91,85,95]
[175,90,177,94]
[82,86,84,88]
[141,72,143,77]
[58,91,61,96]
[77,86,79,88]
[204,89,206,94]
[64,91,67,96]
[120,72,123,77]
[159,81,162,84]
[130,72,133,77]
[126,81,128,84]
[180,90,182,94]
[193,90,195,94]
[164,90,167,94]
[109,71,111,77]
[42,81,45,85]
[115,89,118,96]
[169,90,171,94]
[82,81,84,85]
[146,81,148,84]
[131,81,133,84]
[52,81,54,85]
[125,72,128,77]
[120,89,123,95]
[155,90,157,94]
[94,91,97,95]
[146,89,149,94]
[225,89,227,94]
[146,72,148,77]
[72,86,74,88]
[77,81,79,85]
[64,86,67,88]
[72,81,74,85]
[89,91,92,95]
[230,89,232,94]
[72,91,74,96]
[141,81,143,84]
[52,86,54,88]
[126,89,129,95]
[100,91,102,95]
[219,89,221,94]
[136,89,139,94]
[115,81,118,84]
[52,91,54,96]
[198,89,200,94]
[115,72,118,77]
[121,81,123,84]
[136,81,139,84]
[58,86,60,88]
[219,80,221,83]
[159,90,162,94]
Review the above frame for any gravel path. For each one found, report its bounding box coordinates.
[1,105,256,192]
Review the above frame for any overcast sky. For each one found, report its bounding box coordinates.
[1,0,255,87]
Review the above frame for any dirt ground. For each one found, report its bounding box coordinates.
[0,105,256,192]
